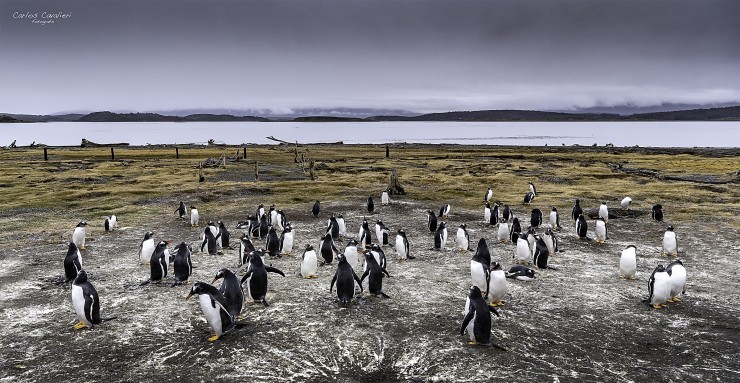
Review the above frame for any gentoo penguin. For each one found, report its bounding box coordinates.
[269,205,278,226]
[619,245,637,279]
[265,226,281,257]
[64,242,83,282]
[621,197,632,210]
[456,224,471,252]
[312,201,320,217]
[533,235,556,270]
[489,202,500,226]
[662,225,678,256]
[72,221,87,250]
[523,182,536,204]
[139,231,155,264]
[576,214,588,239]
[526,227,537,250]
[172,242,192,285]
[571,199,583,221]
[367,196,375,214]
[190,206,199,226]
[369,244,388,271]
[427,210,438,233]
[149,241,170,283]
[247,215,260,238]
[484,187,493,203]
[186,281,234,342]
[319,233,339,264]
[206,220,221,248]
[543,228,558,255]
[505,265,536,281]
[514,233,530,265]
[71,270,114,329]
[496,221,510,243]
[395,229,412,260]
[344,239,362,270]
[549,207,561,230]
[258,214,269,240]
[175,201,186,219]
[652,204,664,222]
[510,217,522,244]
[360,250,391,298]
[212,268,243,319]
[240,250,285,306]
[330,254,363,305]
[374,220,386,246]
[256,203,265,220]
[502,204,512,222]
[104,215,117,232]
[484,203,492,224]
[599,202,609,224]
[275,210,287,232]
[487,262,507,307]
[470,238,491,294]
[439,203,451,218]
[666,260,686,302]
[433,222,448,251]
[381,190,390,205]
[595,217,608,243]
[238,234,256,266]
[461,285,501,347]
[327,215,340,240]
[336,214,347,237]
[279,224,295,255]
[359,219,372,249]
[530,208,543,228]
[645,264,670,308]
[217,221,230,249]
[300,244,319,278]
[200,227,220,255]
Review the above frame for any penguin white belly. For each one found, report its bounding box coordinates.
[381,192,389,205]
[375,227,383,243]
[515,238,530,263]
[484,208,491,223]
[395,236,406,259]
[651,273,671,305]
[619,250,637,278]
[549,212,558,228]
[599,206,609,222]
[71,284,90,326]
[442,229,448,246]
[663,233,677,255]
[487,270,507,303]
[456,229,467,250]
[301,251,318,278]
[497,223,509,242]
[191,210,199,225]
[462,298,476,342]
[140,239,155,264]
[271,211,278,225]
[198,294,224,336]
[470,261,488,292]
[543,235,554,255]
[595,221,607,242]
[345,247,359,270]
[669,266,687,299]
[372,251,381,266]
[337,220,347,236]
[72,228,85,249]
[621,197,632,208]
[282,233,294,253]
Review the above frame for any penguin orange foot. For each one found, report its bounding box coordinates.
[207,334,221,342]
[73,322,88,330]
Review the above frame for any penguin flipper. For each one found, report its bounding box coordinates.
[240,270,253,284]
[359,269,369,284]
[265,266,285,277]
[460,311,475,335]
[329,274,337,292]
[489,306,500,317]
[352,272,364,292]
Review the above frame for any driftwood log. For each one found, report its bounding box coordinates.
[201,150,242,168]
[81,138,129,147]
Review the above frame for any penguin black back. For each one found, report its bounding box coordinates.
[173,242,192,284]
[265,226,281,257]
[327,215,339,240]
[471,238,491,269]
[510,217,522,244]
[201,227,220,255]
[312,201,320,217]
[175,201,186,218]
[218,221,230,248]
[64,242,82,282]
[320,234,338,264]
[652,204,664,221]
[576,214,588,239]
[530,208,543,227]
[240,251,285,306]
[330,254,363,305]
[360,250,391,297]
[212,268,243,319]
[571,199,582,221]
[427,210,438,232]
[367,196,375,214]
[460,285,500,346]
[150,241,169,282]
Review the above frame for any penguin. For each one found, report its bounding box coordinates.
[599,202,609,224]
[381,224,390,246]
[185,281,234,342]
[505,265,536,281]
[64,242,83,283]
[344,239,362,270]
[470,238,491,294]
[265,226,281,257]
[327,215,340,240]
[533,235,556,270]
[543,228,558,255]
[247,215,260,238]
[439,203,451,218]
[175,201,186,219]
[514,232,530,265]
[279,224,295,255]
[374,220,386,246]
[212,268,243,319]
[256,203,265,220]
[72,221,87,250]
[381,190,390,205]
[460,285,501,347]
[484,187,493,203]
[139,231,155,264]
[367,196,375,214]
[275,210,287,232]
[319,233,339,264]
[487,262,507,307]
[652,204,664,222]
[576,214,588,239]
[367,243,386,270]
[200,227,220,255]
[238,234,256,266]
[190,206,199,226]
[312,200,320,217]
[484,203,492,224]
[662,225,678,256]
[523,182,536,204]
[489,202,500,226]
[395,229,412,260]
[240,250,285,306]
[330,254,364,306]
[206,220,221,248]
[217,221,230,249]
[172,242,193,285]
[456,224,470,252]
[426,210,438,233]
[336,214,347,237]
[300,244,319,278]
[104,215,117,232]
[645,264,670,308]
[149,241,170,283]
[433,222,447,251]
[595,217,608,243]
[526,227,537,250]
[549,207,561,230]
[359,219,372,249]
[502,204,512,222]
[360,250,391,298]
[571,199,583,221]
[496,221,510,243]
[509,217,522,244]
[621,197,632,209]
[258,214,269,240]
[268,205,277,226]
[666,260,686,302]
[71,270,115,329]
[530,208,543,228]
[619,245,637,279]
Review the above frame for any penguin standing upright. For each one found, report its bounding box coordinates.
[543,228,558,255]
[510,217,522,244]
[238,234,256,266]
[666,260,686,302]
[470,238,491,294]
[367,196,375,214]
[456,224,470,252]
[381,190,390,205]
[336,214,347,237]
[312,201,320,217]
[484,203,492,224]
[487,262,507,307]
[645,264,670,308]
[439,203,451,218]
[258,215,269,240]
[265,226,281,257]
[275,210,287,232]
[576,214,588,239]
[662,225,678,256]
[484,187,493,203]
[300,244,319,278]
[359,219,372,249]
[489,202,500,226]
[217,221,230,249]
[360,250,391,298]
[374,220,386,246]
[461,286,501,346]
[201,227,220,255]
[595,217,608,243]
[172,242,192,285]
[149,241,170,283]
[652,204,664,222]
[246,215,260,238]
[279,224,295,255]
[514,233,530,265]
[330,254,364,306]
[319,233,339,264]
[426,210,438,233]
[599,202,609,224]
[104,215,117,232]
[71,270,113,329]
[571,199,583,221]
[175,201,186,219]
[139,231,155,264]
[186,282,234,342]
[533,236,556,270]
[619,245,637,279]
[395,229,412,260]
[212,268,243,319]
[433,222,448,251]
[64,242,83,282]
[327,215,340,240]
[496,221,510,243]
[502,204,512,222]
[530,209,543,228]
[269,205,277,226]
[621,197,632,209]
[190,206,199,226]
[240,251,285,306]
[72,221,87,250]
[523,182,536,204]
[256,204,265,220]
[206,220,221,248]
[369,244,388,270]
[549,207,561,230]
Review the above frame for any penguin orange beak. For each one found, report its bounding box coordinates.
[211,277,219,285]
[185,292,194,300]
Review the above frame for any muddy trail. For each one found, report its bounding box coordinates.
[1,196,739,382]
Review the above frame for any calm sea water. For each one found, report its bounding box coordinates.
[2,121,738,147]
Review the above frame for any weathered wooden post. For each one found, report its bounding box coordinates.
[294,142,299,163]
[309,160,316,180]
[110,147,115,160]
[254,161,259,181]
[386,144,389,158]
[176,147,179,159]
[43,147,48,161]
[243,147,247,159]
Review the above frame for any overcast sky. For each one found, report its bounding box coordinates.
[1,0,738,115]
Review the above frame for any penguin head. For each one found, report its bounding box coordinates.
[655,264,666,272]
[398,229,405,235]
[347,239,358,247]
[77,221,88,227]
[258,203,264,209]
[525,268,536,279]
[666,225,674,231]
[545,228,553,236]
[552,207,557,212]
[143,231,154,240]
[575,199,581,205]
[362,250,374,260]
[73,269,88,284]
[376,220,383,225]
[518,232,528,240]
[490,261,502,271]
[370,243,381,252]
[468,285,482,299]
[212,268,232,284]
[597,217,605,222]
[626,244,637,250]
[459,223,466,229]
[186,281,208,300]
[156,240,168,249]
[476,238,488,249]
[67,241,78,251]
[174,241,190,253]
[439,222,446,229]
[269,204,275,210]
[218,220,226,228]
[653,204,662,210]
[336,253,347,264]
[485,202,491,208]
[337,214,343,219]
[268,226,276,234]
[305,244,314,251]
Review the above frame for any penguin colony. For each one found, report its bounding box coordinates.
[62,184,687,348]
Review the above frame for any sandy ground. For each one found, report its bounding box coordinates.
[1,194,739,382]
